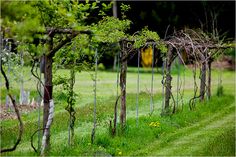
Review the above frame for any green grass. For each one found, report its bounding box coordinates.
[0,67,235,156]
[201,127,235,156]
[134,95,235,156]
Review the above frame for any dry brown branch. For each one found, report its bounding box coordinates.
[166,41,186,66]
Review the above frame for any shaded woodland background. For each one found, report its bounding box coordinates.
[86,1,235,67]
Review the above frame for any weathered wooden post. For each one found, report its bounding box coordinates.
[164,45,173,112]
[207,58,213,99]
[38,29,92,154]
[119,39,134,130]
[199,51,207,101]
[42,35,53,153]
[119,39,128,130]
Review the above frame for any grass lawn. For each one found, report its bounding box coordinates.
[0,66,235,156]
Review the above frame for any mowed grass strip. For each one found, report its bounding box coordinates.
[133,100,235,156]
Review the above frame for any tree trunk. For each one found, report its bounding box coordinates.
[113,55,117,71]
[119,40,128,130]
[43,37,53,152]
[112,0,117,18]
[112,0,118,71]
[120,56,127,129]
[200,60,206,101]
[164,46,173,112]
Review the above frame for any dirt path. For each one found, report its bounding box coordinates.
[0,104,38,120]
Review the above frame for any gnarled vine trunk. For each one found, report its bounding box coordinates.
[32,28,92,154]
[207,60,212,99]
[42,37,53,154]
[200,58,207,101]
[119,40,128,130]
[0,62,24,153]
[164,46,173,112]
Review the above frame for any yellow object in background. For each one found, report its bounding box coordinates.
[141,47,153,67]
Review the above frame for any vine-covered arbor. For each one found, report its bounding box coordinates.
[1,27,230,155]
[162,28,228,113]
[0,1,234,155]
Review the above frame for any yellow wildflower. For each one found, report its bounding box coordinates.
[149,122,155,126]
[149,121,160,127]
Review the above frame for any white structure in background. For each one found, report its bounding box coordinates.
[19,90,30,105]
[6,95,14,111]
[19,51,31,105]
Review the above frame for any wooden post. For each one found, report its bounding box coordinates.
[112,0,118,71]
[176,57,180,108]
[164,46,173,112]
[207,59,212,99]
[119,39,128,130]
[43,36,53,152]
[200,58,207,101]
[37,28,92,153]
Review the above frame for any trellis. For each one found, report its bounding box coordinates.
[1,27,231,154]
[117,39,161,131]
[163,28,228,112]
[18,28,94,155]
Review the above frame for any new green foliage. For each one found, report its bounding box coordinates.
[0,0,179,154]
